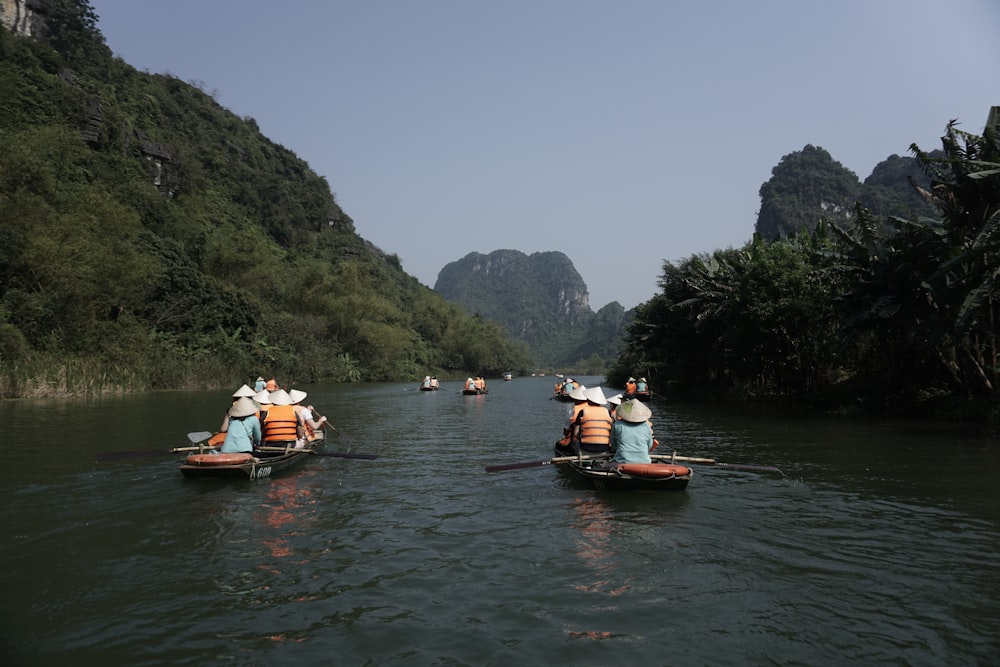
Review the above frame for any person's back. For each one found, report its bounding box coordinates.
[610,399,654,463]
[263,390,302,443]
[221,397,262,453]
[636,378,647,392]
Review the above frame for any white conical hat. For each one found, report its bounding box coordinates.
[617,398,652,423]
[232,384,255,398]
[288,389,308,404]
[584,386,608,405]
[229,396,257,418]
[270,389,292,406]
[569,384,588,401]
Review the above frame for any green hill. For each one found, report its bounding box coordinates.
[434,249,630,371]
[0,1,531,397]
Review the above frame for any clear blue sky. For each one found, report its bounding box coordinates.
[90,0,998,310]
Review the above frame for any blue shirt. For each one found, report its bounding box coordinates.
[610,420,653,463]
[221,415,261,453]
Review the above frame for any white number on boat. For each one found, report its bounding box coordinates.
[253,465,273,479]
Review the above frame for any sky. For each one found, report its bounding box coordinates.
[89,0,999,310]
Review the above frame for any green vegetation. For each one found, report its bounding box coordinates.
[610,109,1000,422]
[0,2,530,397]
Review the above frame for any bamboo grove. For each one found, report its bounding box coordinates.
[608,110,1000,419]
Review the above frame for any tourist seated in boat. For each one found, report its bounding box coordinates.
[562,378,578,395]
[625,377,637,396]
[253,389,272,422]
[609,399,654,464]
[254,376,267,392]
[220,396,262,453]
[576,387,614,455]
[635,377,648,393]
[265,377,279,391]
[555,384,588,455]
[289,388,327,440]
[219,384,258,434]
[421,376,433,389]
[465,377,477,391]
[474,376,487,392]
[430,377,440,389]
[607,393,623,420]
[262,389,305,445]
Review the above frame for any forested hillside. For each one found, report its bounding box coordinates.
[611,108,1000,422]
[434,250,630,371]
[756,145,939,240]
[0,1,531,397]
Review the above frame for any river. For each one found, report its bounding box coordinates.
[2,376,998,666]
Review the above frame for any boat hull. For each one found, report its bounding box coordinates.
[180,439,323,480]
[558,453,692,491]
[462,389,487,395]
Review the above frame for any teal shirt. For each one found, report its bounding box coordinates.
[221,415,261,453]
[610,420,653,463]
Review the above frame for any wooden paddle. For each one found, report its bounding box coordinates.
[651,453,784,475]
[254,445,377,460]
[95,431,218,462]
[485,453,609,473]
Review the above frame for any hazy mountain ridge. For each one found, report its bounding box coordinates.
[434,250,630,370]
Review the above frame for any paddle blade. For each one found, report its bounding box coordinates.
[485,459,549,473]
[187,431,214,444]
[95,449,175,462]
[316,451,378,460]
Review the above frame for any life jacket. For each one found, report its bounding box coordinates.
[474,378,485,390]
[265,379,278,391]
[625,381,637,394]
[575,403,613,447]
[263,404,299,442]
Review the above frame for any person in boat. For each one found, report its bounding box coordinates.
[421,376,432,389]
[262,389,304,444]
[625,377,638,396]
[220,396,262,454]
[289,388,327,440]
[607,393,623,420]
[465,377,477,391]
[253,388,272,423]
[254,376,267,392]
[562,378,578,395]
[635,377,648,393]
[265,377,279,391]
[430,377,440,389]
[219,384,257,434]
[608,398,654,464]
[555,384,589,455]
[575,387,614,456]
[474,376,488,392]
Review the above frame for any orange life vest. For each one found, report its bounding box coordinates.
[576,403,613,446]
[265,379,278,391]
[263,404,299,442]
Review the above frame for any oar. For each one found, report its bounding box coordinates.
[95,431,217,462]
[254,445,377,460]
[486,453,609,473]
[651,453,783,475]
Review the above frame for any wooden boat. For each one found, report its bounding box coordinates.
[551,391,575,402]
[419,385,438,391]
[503,372,513,381]
[626,390,652,402]
[179,436,324,480]
[556,449,692,491]
[462,388,488,395]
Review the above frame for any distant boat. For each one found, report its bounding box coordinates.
[503,372,513,381]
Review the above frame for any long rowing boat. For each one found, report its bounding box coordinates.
[556,449,692,491]
[179,437,324,480]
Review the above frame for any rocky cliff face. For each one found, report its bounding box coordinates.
[434,249,628,367]
[0,0,47,37]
